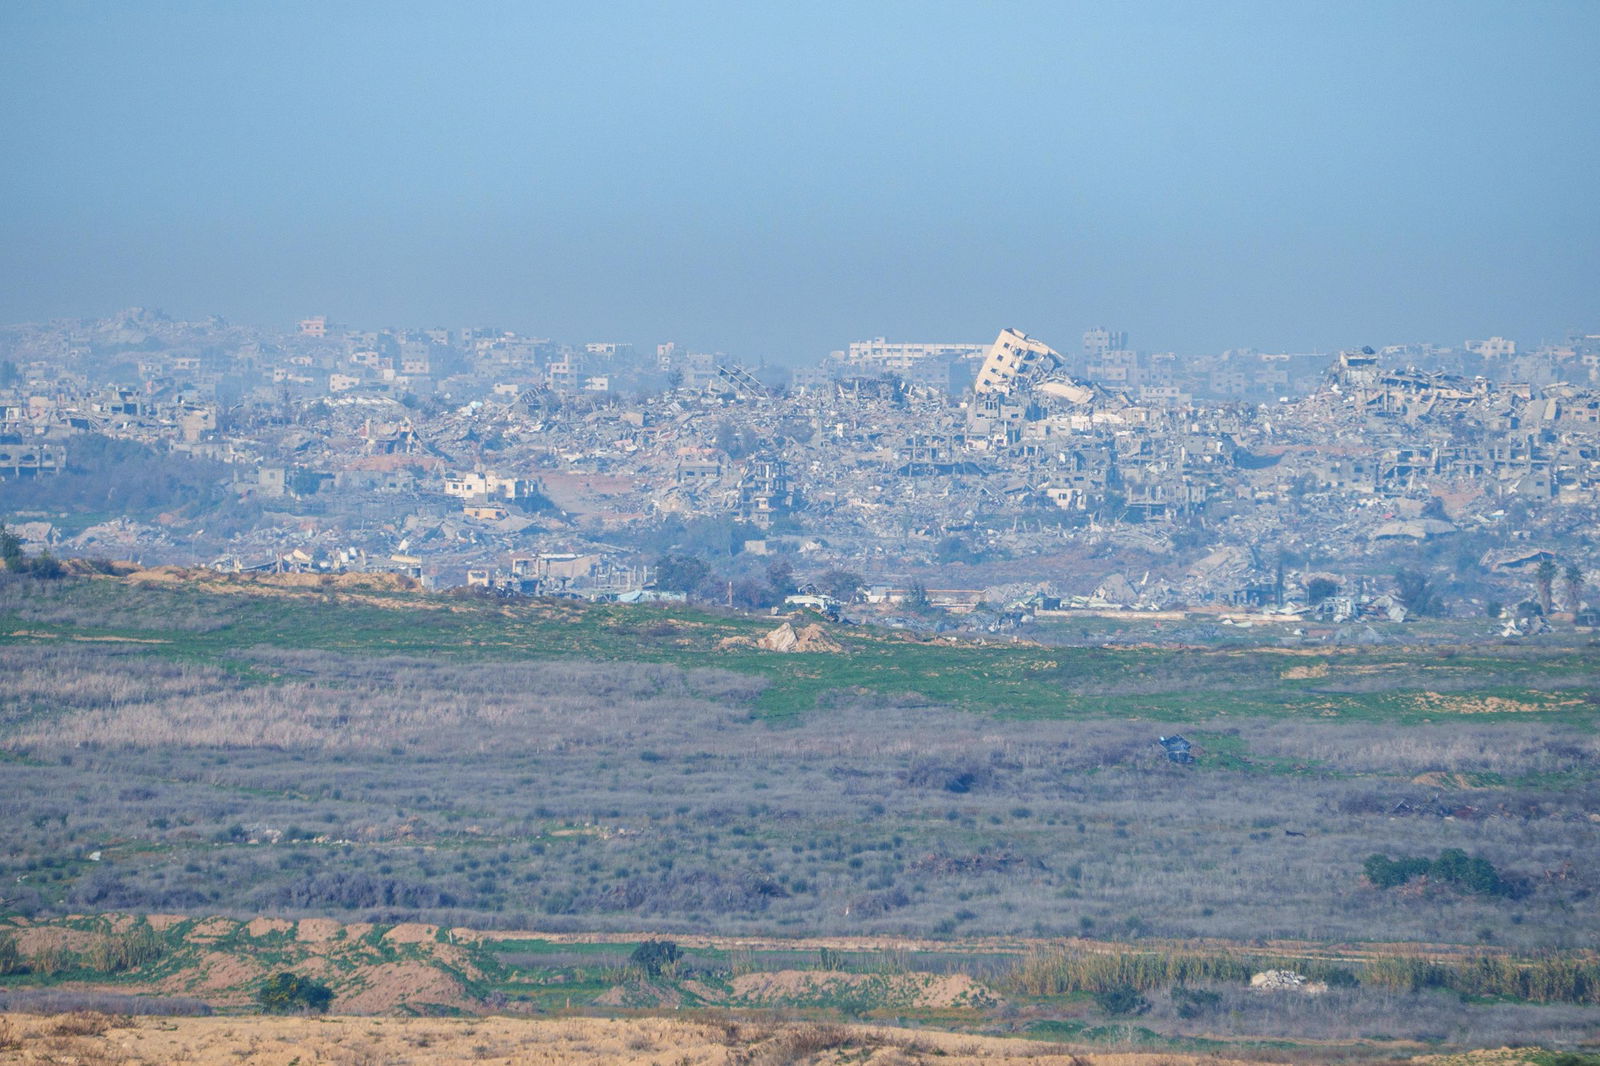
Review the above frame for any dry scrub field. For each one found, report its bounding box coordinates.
[0,1010,1490,1066]
[2,574,1599,1059]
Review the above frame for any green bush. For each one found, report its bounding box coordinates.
[255,972,333,1014]
[628,938,681,978]
[1171,986,1222,1018]
[1364,850,1513,897]
[85,926,165,973]
[1093,982,1151,1016]
[0,934,25,976]
[1432,848,1506,896]
[1363,853,1432,889]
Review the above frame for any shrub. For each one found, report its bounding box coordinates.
[1364,850,1513,897]
[1363,853,1432,889]
[52,1011,115,1036]
[255,973,333,1014]
[629,938,681,978]
[1171,986,1222,1018]
[770,1022,852,1058]
[1093,982,1151,1016]
[1432,848,1507,896]
[905,757,991,793]
[84,926,165,974]
[0,935,24,976]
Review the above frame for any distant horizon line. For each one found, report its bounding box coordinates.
[3,305,1587,366]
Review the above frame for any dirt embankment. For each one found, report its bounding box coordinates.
[729,970,997,1009]
[3,916,480,1016]
[0,1012,1288,1066]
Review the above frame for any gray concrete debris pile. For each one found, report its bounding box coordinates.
[1249,970,1329,994]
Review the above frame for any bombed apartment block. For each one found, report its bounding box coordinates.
[442,470,534,502]
[0,441,66,479]
[974,328,1062,395]
[738,454,794,528]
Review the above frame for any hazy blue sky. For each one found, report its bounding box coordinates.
[2,1,1596,362]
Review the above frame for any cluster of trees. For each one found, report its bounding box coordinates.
[1394,554,1586,620]
[1533,556,1585,615]
[651,555,792,607]
[1364,849,1518,897]
[0,525,63,579]
[1483,557,1587,622]
[1394,569,1443,616]
[711,420,764,460]
[1,434,231,516]
[652,555,865,609]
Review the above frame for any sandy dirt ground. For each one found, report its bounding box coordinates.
[0,1011,1296,1066]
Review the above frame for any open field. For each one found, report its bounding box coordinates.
[2,573,1598,1058]
[2,571,1596,722]
[0,1010,1327,1066]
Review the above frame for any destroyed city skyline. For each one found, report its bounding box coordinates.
[3,307,1597,639]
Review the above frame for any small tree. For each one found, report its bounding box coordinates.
[1363,853,1431,889]
[905,581,930,611]
[764,559,796,599]
[0,933,24,976]
[1306,577,1339,606]
[288,467,323,497]
[629,938,680,978]
[816,568,863,603]
[28,552,63,579]
[1394,568,1439,617]
[1172,986,1222,1019]
[1563,563,1583,612]
[256,972,333,1013]
[652,554,709,595]
[1093,983,1151,1016]
[0,526,63,579]
[1535,557,1557,616]
[0,525,23,571]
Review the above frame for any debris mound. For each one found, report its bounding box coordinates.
[1250,969,1328,994]
[756,622,842,653]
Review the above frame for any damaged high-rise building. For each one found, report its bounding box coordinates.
[974,328,1062,395]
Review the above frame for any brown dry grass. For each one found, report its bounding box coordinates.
[0,1012,1267,1066]
[728,970,995,1009]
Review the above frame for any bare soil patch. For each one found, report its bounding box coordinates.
[296,917,341,942]
[0,1012,1268,1065]
[729,970,998,1009]
[382,922,439,944]
[245,917,294,937]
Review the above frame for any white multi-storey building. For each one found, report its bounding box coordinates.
[840,337,987,372]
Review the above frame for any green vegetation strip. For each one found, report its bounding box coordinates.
[3,576,1595,724]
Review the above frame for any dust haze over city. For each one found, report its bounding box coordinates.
[2,3,1600,1064]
